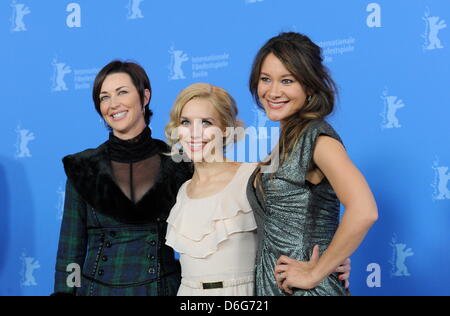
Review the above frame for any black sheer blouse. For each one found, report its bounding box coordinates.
[107,127,161,204]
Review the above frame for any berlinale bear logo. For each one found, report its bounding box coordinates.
[20,251,40,287]
[433,160,450,200]
[381,89,405,129]
[435,167,450,200]
[127,0,144,19]
[52,58,72,92]
[169,46,189,80]
[15,125,35,159]
[389,235,414,277]
[423,8,447,50]
[10,1,31,32]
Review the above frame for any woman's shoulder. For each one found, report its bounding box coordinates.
[222,162,258,197]
[278,120,343,170]
[62,142,109,175]
[63,142,107,162]
[307,119,338,134]
[299,119,343,145]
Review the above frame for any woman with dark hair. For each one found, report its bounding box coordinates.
[53,60,192,296]
[247,33,378,296]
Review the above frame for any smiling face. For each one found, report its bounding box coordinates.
[177,98,225,163]
[99,72,150,139]
[257,53,309,127]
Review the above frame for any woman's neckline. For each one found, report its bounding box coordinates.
[184,163,245,200]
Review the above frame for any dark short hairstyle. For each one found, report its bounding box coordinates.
[92,60,153,126]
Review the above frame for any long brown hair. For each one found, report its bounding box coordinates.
[249,32,338,186]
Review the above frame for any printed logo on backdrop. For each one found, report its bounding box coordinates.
[432,158,450,201]
[389,234,414,277]
[51,57,100,91]
[169,46,189,80]
[20,251,40,287]
[52,58,72,92]
[57,185,66,220]
[422,8,447,51]
[168,46,230,80]
[15,124,35,159]
[127,0,144,20]
[317,37,356,63]
[10,0,31,32]
[380,88,405,129]
[245,0,264,4]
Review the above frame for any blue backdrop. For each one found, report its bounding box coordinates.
[0,0,449,296]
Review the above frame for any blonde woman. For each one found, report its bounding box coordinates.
[164,83,258,296]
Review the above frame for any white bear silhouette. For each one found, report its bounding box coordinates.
[425,15,447,50]
[128,0,144,19]
[383,95,405,128]
[17,129,35,158]
[169,49,189,80]
[53,61,72,91]
[11,2,31,32]
[392,243,414,277]
[22,257,40,286]
[436,167,450,200]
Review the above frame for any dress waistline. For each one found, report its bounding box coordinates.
[181,275,254,290]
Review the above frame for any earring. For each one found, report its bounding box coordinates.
[307,95,313,103]
[174,141,184,155]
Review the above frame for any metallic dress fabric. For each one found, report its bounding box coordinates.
[246,120,349,296]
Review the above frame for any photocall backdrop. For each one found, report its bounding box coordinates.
[0,0,449,296]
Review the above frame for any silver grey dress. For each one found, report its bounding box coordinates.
[246,120,349,296]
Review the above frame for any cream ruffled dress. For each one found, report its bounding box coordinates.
[165,163,258,296]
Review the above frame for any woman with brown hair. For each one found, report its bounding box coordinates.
[247,32,378,296]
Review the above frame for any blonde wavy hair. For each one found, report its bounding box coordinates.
[165,83,243,152]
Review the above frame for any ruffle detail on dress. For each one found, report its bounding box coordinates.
[165,187,257,259]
